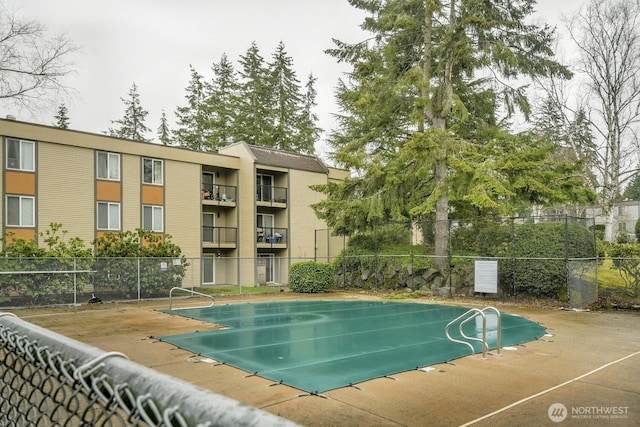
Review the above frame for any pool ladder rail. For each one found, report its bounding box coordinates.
[445,306,501,359]
[169,286,215,310]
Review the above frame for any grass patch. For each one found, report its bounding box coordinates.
[597,259,624,291]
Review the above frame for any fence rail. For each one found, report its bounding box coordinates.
[0,253,606,309]
[0,313,298,426]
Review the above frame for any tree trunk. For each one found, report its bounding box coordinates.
[604,205,615,242]
[433,117,449,271]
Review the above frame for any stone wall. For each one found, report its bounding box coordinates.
[334,258,478,297]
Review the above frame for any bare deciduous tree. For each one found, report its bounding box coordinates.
[0,4,77,113]
[568,0,640,241]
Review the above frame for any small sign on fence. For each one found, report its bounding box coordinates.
[474,260,498,293]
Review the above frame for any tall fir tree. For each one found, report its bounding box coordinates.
[174,66,213,151]
[623,168,640,200]
[295,73,322,154]
[109,83,151,142]
[314,0,591,270]
[533,97,597,190]
[53,103,70,129]
[207,54,240,148]
[236,42,273,146]
[157,109,172,145]
[171,44,321,153]
[267,41,303,152]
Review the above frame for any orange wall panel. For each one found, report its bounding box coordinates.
[95,231,119,240]
[142,234,164,247]
[5,171,36,195]
[142,185,164,205]
[4,228,36,242]
[96,180,121,202]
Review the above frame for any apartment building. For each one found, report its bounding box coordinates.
[583,200,640,242]
[0,118,347,286]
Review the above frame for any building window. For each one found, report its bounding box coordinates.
[6,195,35,227]
[97,202,120,230]
[257,213,274,242]
[6,138,35,171]
[143,205,163,232]
[143,158,163,185]
[202,257,215,284]
[97,152,120,181]
[256,174,273,201]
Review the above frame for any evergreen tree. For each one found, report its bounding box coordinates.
[533,97,597,190]
[109,83,151,142]
[236,42,273,146]
[53,103,70,129]
[207,54,240,148]
[157,109,172,145]
[623,169,640,200]
[295,73,322,154]
[174,66,212,151]
[314,0,590,270]
[267,41,303,151]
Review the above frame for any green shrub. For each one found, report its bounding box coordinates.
[289,261,334,293]
[0,223,94,302]
[450,220,512,256]
[92,229,188,297]
[497,222,597,297]
[591,224,605,241]
[347,224,411,252]
[606,242,640,297]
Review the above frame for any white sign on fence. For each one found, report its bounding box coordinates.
[474,260,498,293]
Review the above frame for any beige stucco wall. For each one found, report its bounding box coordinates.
[165,160,201,256]
[121,154,140,231]
[38,142,95,243]
[0,119,240,170]
[165,160,202,285]
[288,168,327,260]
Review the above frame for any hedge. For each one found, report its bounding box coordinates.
[289,261,334,293]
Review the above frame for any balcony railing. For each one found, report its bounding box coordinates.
[202,226,237,245]
[256,185,287,204]
[257,227,288,245]
[202,184,237,203]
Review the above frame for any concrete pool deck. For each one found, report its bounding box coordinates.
[8,292,640,426]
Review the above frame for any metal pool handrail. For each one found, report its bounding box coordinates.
[480,306,501,356]
[445,306,501,359]
[169,287,215,310]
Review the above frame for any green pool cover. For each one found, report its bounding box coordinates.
[157,301,545,393]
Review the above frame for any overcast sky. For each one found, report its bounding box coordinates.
[6,0,586,155]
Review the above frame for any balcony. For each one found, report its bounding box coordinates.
[202,184,237,206]
[257,227,288,248]
[202,226,237,248]
[256,185,287,208]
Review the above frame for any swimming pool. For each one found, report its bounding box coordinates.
[157,300,546,393]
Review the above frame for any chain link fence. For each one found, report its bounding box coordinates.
[0,216,604,309]
[324,216,600,309]
[0,256,314,309]
[0,313,297,426]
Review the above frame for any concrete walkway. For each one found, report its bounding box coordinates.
[11,294,640,426]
